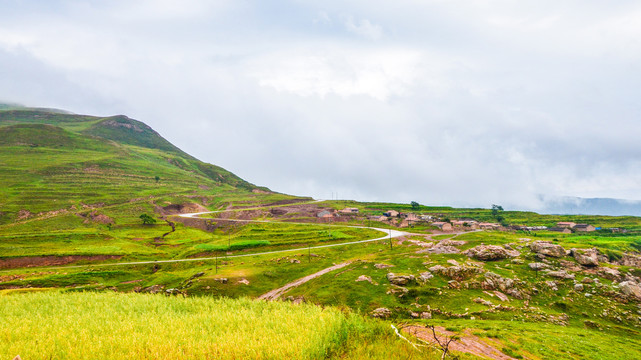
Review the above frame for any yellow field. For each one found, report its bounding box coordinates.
[0,291,417,360]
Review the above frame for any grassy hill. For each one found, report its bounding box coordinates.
[2,106,641,359]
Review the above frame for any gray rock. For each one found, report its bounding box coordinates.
[371,307,392,318]
[598,267,622,281]
[574,283,584,292]
[581,277,594,284]
[482,272,514,291]
[420,311,432,319]
[546,281,558,291]
[546,270,575,280]
[213,278,228,284]
[464,245,511,261]
[439,266,483,281]
[386,273,415,286]
[572,248,599,267]
[290,258,301,264]
[428,265,446,272]
[528,262,550,271]
[356,275,373,283]
[374,263,394,269]
[418,271,433,282]
[619,281,641,299]
[529,241,566,258]
[618,254,641,268]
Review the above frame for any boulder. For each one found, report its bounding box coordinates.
[374,263,394,269]
[546,281,558,291]
[598,267,622,281]
[371,307,392,318]
[618,254,641,268]
[425,245,460,254]
[619,281,641,299]
[464,245,510,261]
[428,265,446,272]
[386,273,415,286]
[528,262,550,271]
[290,259,301,264]
[356,275,373,283]
[387,285,409,297]
[529,241,567,258]
[572,248,599,267]
[482,272,514,291]
[574,283,584,292]
[439,266,482,281]
[418,271,433,282]
[546,270,575,280]
[420,312,432,319]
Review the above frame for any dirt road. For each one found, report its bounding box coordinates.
[258,262,351,300]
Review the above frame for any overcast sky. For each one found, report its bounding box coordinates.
[2,1,641,210]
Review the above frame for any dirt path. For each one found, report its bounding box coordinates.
[258,262,351,300]
[403,325,517,360]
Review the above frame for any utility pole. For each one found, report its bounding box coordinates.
[389,229,393,250]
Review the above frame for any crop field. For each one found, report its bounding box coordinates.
[0,291,420,360]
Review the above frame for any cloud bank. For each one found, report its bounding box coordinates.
[1,0,641,211]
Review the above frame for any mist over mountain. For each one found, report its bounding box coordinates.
[536,196,641,216]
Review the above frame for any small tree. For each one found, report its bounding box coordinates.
[139,213,156,225]
[154,175,160,183]
[411,201,420,210]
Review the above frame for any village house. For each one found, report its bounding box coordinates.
[401,213,419,222]
[557,222,576,228]
[548,227,572,234]
[573,224,596,232]
[384,210,399,217]
[478,222,500,230]
[339,207,359,214]
[432,222,453,231]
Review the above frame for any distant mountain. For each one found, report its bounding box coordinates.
[538,196,641,216]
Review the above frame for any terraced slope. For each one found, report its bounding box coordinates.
[0,109,264,225]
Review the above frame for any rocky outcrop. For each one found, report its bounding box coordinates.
[386,273,415,286]
[418,271,433,282]
[374,263,394,269]
[618,254,641,268]
[598,267,622,281]
[371,307,392,318]
[481,272,514,292]
[464,245,512,261]
[546,270,575,280]
[529,241,567,257]
[356,275,373,283]
[619,281,641,300]
[571,248,599,267]
[528,262,550,271]
[436,266,483,281]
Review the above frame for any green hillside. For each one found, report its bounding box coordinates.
[2,106,641,359]
[0,108,268,225]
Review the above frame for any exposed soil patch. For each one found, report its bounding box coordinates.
[0,255,123,269]
[158,203,209,215]
[403,325,517,360]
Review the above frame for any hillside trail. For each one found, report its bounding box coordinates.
[258,262,351,300]
[402,325,517,360]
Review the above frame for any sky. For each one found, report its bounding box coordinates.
[2,0,641,211]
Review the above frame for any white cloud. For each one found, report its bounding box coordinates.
[343,16,383,40]
[246,45,428,100]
